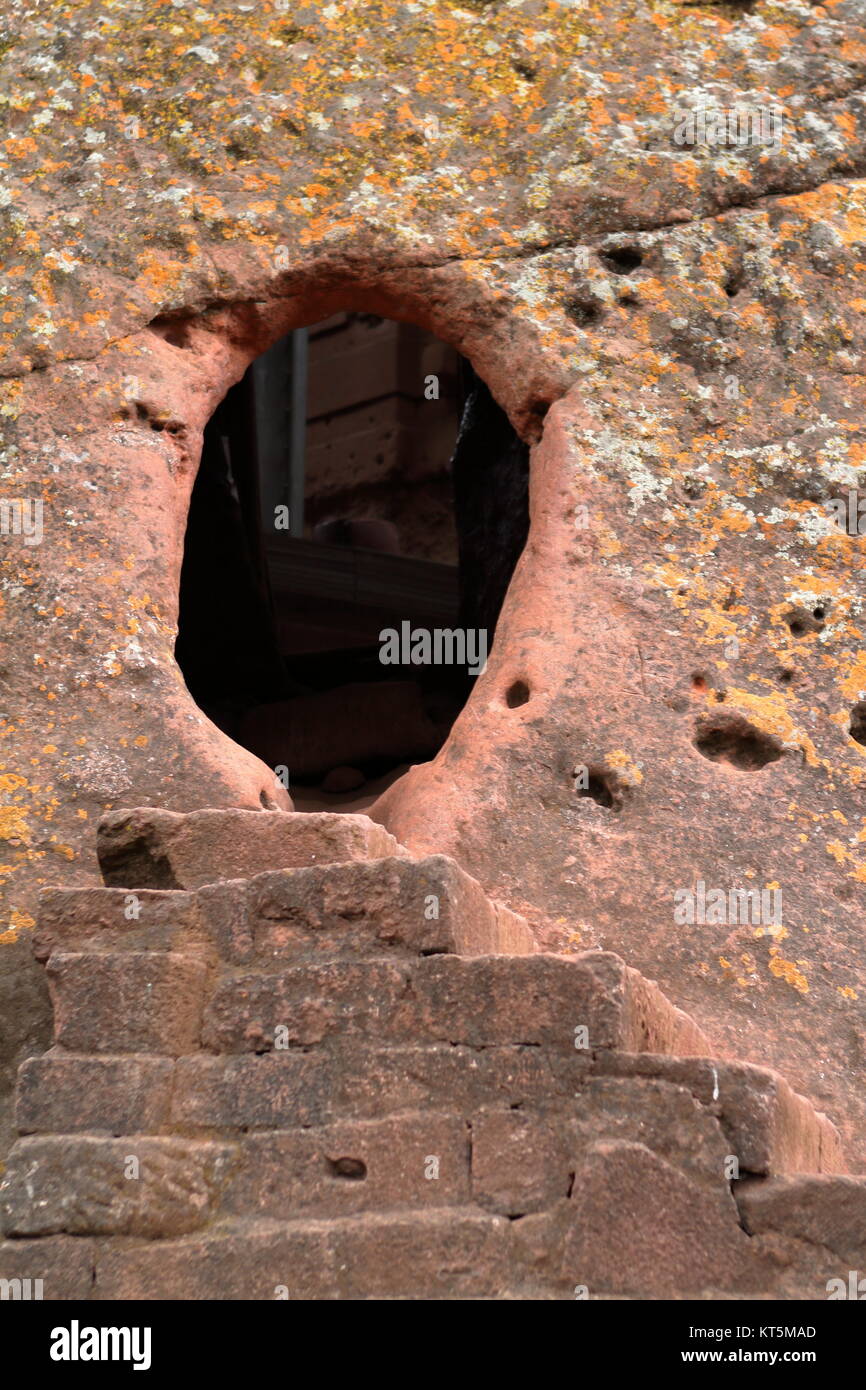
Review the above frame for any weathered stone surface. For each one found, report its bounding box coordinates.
[171,1046,591,1131]
[471,1110,571,1218]
[562,1142,762,1297]
[621,966,710,1060]
[200,950,707,1054]
[0,1136,237,1237]
[96,808,405,890]
[34,886,202,961]
[1,0,866,1187]
[5,818,854,1299]
[594,1052,845,1177]
[202,958,414,1051]
[407,952,710,1054]
[171,1053,328,1131]
[93,1211,514,1301]
[0,1236,96,1301]
[2,840,857,1297]
[328,1209,514,1300]
[226,855,535,961]
[224,1115,470,1218]
[737,1175,866,1267]
[329,1044,594,1127]
[47,952,207,1054]
[94,1222,336,1302]
[570,1076,733,1187]
[16,1054,174,1135]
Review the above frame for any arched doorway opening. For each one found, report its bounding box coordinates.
[175,312,529,811]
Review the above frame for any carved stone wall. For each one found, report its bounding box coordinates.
[2,0,866,1197]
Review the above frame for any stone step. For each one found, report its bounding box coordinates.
[33,886,203,963]
[16,1054,175,1135]
[0,1117,471,1237]
[94,1211,521,1301]
[0,1136,236,1238]
[0,1212,522,1301]
[96,807,408,890]
[35,854,535,964]
[38,940,703,1059]
[46,951,208,1055]
[7,808,857,1302]
[14,1041,837,1189]
[201,855,535,963]
[5,1170,866,1298]
[3,1069,859,1297]
[6,1178,866,1295]
[594,1051,846,1178]
[736,1174,866,1265]
[163,1049,847,1178]
[198,951,708,1056]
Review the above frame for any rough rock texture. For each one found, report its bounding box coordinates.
[1,810,862,1300]
[96,808,406,889]
[2,0,866,1244]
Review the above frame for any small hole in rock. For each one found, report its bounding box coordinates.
[565,297,602,327]
[574,764,622,810]
[327,1156,367,1180]
[849,701,866,746]
[602,246,643,274]
[786,605,823,638]
[151,316,193,349]
[512,58,537,81]
[724,266,745,298]
[695,713,783,771]
[691,673,708,693]
[778,668,794,685]
[506,679,530,708]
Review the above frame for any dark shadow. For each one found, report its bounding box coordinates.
[176,313,529,809]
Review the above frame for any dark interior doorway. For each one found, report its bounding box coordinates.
[175,313,529,811]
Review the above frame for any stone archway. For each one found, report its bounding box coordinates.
[0,249,574,913]
[112,266,568,822]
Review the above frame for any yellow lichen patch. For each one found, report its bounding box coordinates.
[839,653,866,702]
[827,839,853,866]
[753,923,788,941]
[0,773,28,793]
[0,907,35,945]
[604,749,643,785]
[717,688,791,739]
[768,948,809,994]
[694,607,738,643]
[0,806,31,845]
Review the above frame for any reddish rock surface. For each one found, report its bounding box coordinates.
[1,810,861,1299]
[2,0,866,1293]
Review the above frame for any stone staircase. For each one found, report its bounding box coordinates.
[1,808,864,1300]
